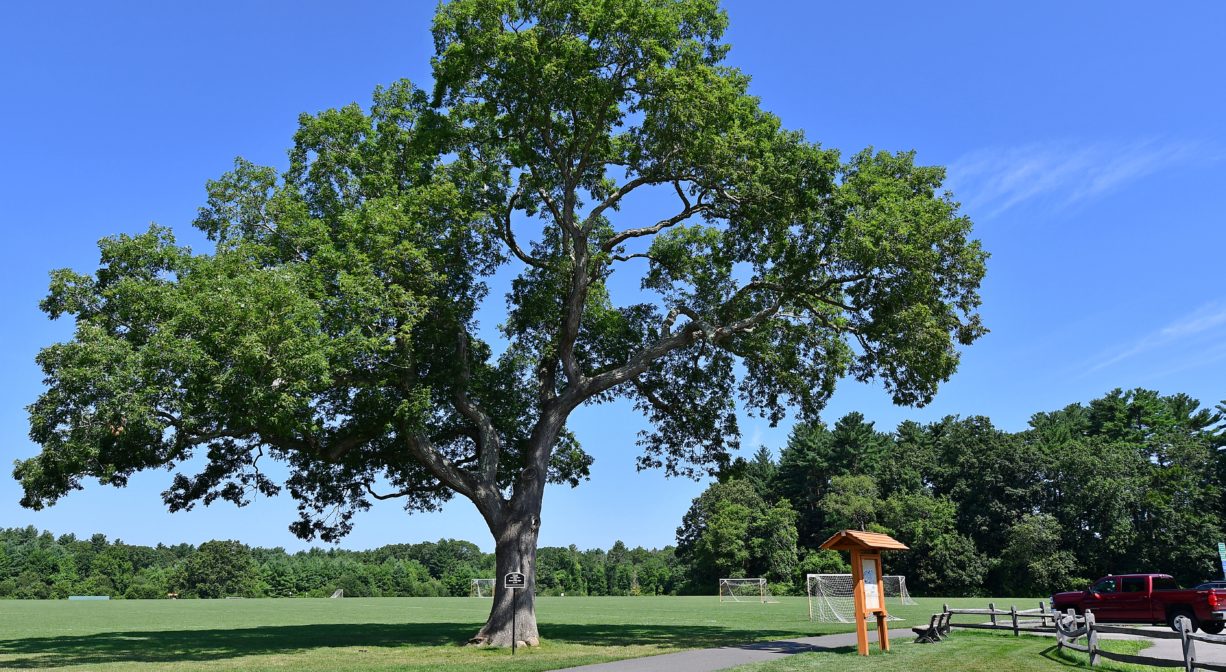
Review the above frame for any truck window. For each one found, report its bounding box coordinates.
[1122,577,1145,593]
[1153,577,1180,591]
[1092,578,1118,594]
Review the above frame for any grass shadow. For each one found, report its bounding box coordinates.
[0,621,828,669]
[0,623,467,669]
[1037,644,1089,667]
[540,623,817,649]
[733,641,858,655]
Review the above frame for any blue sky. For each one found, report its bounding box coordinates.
[1,1,1223,554]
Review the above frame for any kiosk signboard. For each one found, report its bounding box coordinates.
[820,530,909,656]
[861,557,880,610]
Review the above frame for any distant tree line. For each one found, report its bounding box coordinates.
[0,527,679,600]
[5,388,1221,600]
[677,388,1226,598]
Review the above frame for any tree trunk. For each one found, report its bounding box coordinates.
[469,509,541,647]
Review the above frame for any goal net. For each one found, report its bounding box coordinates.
[330,589,343,598]
[470,578,495,598]
[806,574,915,621]
[719,578,777,603]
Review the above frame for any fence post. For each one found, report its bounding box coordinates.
[1011,605,1020,636]
[1060,608,1076,654]
[1180,617,1196,672]
[989,602,997,628]
[1086,611,1098,667]
[1039,601,1048,627]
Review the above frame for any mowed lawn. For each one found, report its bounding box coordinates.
[736,631,1152,672]
[0,596,1051,670]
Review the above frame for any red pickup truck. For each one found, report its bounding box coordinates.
[1052,574,1226,633]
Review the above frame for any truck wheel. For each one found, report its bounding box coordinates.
[1168,608,1198,633]
[1202,621,1224,635]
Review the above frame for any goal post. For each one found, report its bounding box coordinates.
[719,577,772,603]
[470,578,495,598]
[330,588,344,598]
[806,574,914,621]
[885,575,916,605]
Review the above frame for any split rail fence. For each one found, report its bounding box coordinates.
[932,603,1226,671]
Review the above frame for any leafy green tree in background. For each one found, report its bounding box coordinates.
[750,500,800,589]
[772,422,833,547]
[877,420,935,496]
[676,479,801,591]
[182,540,260,598]
[605,541,638,595]
[535,545,585,595]
[580,548,607,596]
[632,546,677,595]
[696,501,753,580]
[720,445,777,501]
[997,514,1080,597]
[15,0,984,641]
[676,479,764,589]
[818,474,881,533]
[827,413,890,480]
[928,416,1042,559]
[88,544,134,596]
[1,385,1225,604]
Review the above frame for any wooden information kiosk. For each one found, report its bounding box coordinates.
[819,530,909,656]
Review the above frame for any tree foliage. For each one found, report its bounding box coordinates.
[681,388,1226,597]
[18,0,985,643]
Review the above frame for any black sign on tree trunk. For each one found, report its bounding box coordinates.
[504,572,526,654]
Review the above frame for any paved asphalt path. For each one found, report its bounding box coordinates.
[554,625,1226,671]
[1126,626,1226,666]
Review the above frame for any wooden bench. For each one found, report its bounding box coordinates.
[914,611,951,643]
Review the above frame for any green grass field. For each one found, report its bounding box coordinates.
[736,631,1152,672]
[0,595,1062,670]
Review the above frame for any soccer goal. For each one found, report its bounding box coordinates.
[330,588,344,598]
[470,578,495,598]
[719,577,777,603]
[806,574,915,621]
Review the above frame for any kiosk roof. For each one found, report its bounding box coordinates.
[819,529,909,551]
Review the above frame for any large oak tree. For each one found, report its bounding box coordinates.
[17,0,986,645]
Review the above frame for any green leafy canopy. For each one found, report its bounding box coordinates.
[17,0,987,545]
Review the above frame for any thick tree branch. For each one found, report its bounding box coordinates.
[257,424,382,462]
[361,480,451,501]
[576,282,796,404]
[713,297,783,341]
[584,174,669,229]
[453,329,501,485]
[500,191,547,268]
[156,411,240,449]
[632,380,675,415]
[536,186,567,234]
[320,432,377,461]
[610,252,657,263]
[601,202,709,252]
[537,354,558,406]
[557,244,587,388]
[572,322,703,404]
[572,62,628,180]
[399,431,480,505]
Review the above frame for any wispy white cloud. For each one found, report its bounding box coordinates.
[1137,340,1226,383]
[948,139,1213,218]
[748,425,764,449]
[1085,302,1226,375]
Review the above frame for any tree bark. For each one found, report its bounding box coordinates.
[469,507,542,647]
